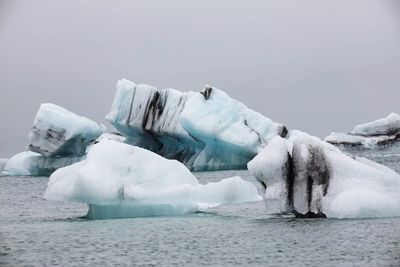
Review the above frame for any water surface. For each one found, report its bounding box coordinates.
[1,155,400,266]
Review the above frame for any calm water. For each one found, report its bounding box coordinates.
[1,154,400,266]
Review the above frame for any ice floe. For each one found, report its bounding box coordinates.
[249,131,400,219]
[44,139,261,219]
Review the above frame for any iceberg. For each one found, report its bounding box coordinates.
[2,103,105,176]
[44,139,261,219]
[0,158,8,173]
[325,113,400,148]
[28,103,106,157]
[106,79,287,171]
[2,151,83,176]
[352,112,400,136]
[248,131,400,219]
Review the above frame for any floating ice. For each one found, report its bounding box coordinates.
[29,103,106,157]
[352,112,400,136]
[3,103,106,176]
[248,131,400,219]
[0,158,8,173]
[106,79,287,171]
[44,139,261,219]
[2,151,83,176]
[247,136,293,214]
[325,113,400,148]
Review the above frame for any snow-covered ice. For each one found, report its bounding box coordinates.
[248,131,400,219]
[44,139,261,219]
[325,113,400,148]
[106,79,287,171]
[247,136,292,214]
[28,103,106,157]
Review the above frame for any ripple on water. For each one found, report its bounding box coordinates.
[1,158,400,266]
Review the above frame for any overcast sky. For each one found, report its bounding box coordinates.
[0,0,399,158]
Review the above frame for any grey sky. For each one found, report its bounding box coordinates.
[0,0,399,158]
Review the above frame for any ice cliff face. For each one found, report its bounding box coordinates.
[106,79,287,171]
[325,113,400,148]
[2,103,105,176]
[44,139,261,219]
[248,131,400,218]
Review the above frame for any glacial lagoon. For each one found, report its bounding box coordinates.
[1,152,399,267]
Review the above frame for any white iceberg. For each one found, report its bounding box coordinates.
[248,131,400,219]
[2,151,83,176]
[44,139,261,219]
[29,103,106,157]
[247,136,293,214]
[106,79,286,171]
[325,113,400,148]
[352,112,400,136]
[3,103,106,176]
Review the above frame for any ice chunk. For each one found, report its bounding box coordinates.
[352,112,400,136]
[2,151,83,176]
[248,131,400,219]
[0,158,8,173]
[3,103,107,176]
[29,103,106,157]
[325,113,400,148]
[325,132,370,146]
[44,139,261,219]
[247,136,293,214]
[181,87,287,170]
[106,79,286,171]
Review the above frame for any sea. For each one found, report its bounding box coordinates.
[1,150,399,266]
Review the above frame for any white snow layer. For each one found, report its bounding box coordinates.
[44,139,261,219]
[248,131,400,219]
[28,103,106,157]
[106,79,286,171]
[247,136,291,214]
[95,132,126,143]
